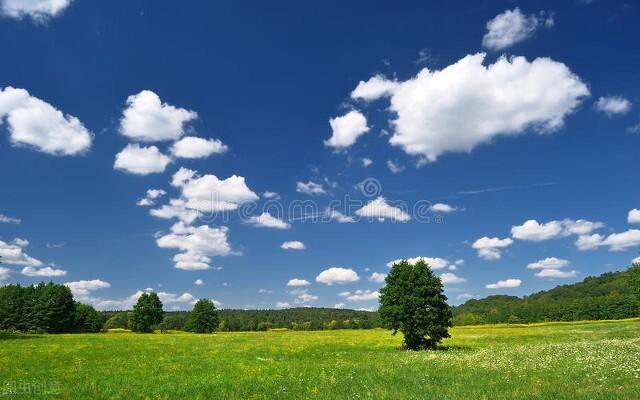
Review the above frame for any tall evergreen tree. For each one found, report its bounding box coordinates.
[379,259,452,350]
[186,299,219,333]
[130,292,164,333]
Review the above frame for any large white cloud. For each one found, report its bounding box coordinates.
[482,8,553,51]
[486,278,521,289]
[114,144,171,175]
[119,90,197,142]
[324,110,369,149]
[356,54,588,162]
[21,266,66,277]
[355,197,410,222]
[171,136,228,159]
[315,267,360,285]
[511,218,603,241]
[0,0,72,21]
[595,96,632,116]
[0,239,43,267]
[628,209,640,224]
[65,279,111,300]
[472,236,513,260]
[156,223,231,270]
[0,87,92,155]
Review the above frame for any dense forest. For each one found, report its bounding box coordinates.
[453,265,640,325]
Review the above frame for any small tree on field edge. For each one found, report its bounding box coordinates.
[378,259,452,350]
[186,299,219,333]
[130,292,163,333]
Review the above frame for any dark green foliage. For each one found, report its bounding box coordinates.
[378,260,453,350]
[130,292,164,333]
[186,299,219,333]
[73,302,105,333]
[103,312,129,330]
[0,284,27,331]
[454,265,640,325]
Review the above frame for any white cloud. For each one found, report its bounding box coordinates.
[0,239,43,267]
[114,144,171,175]
[137,188,166,207]
[440,272,466,284]
[368,272,386,283]
[535,269,577,279]
[150,199,199,224]
[325,110,369,149]
[0,87,92,155]
[360,54,587,162]
[595,96,632,116]
[361,158,373,167]
[355,197,410,222]
[21,266,66,277]
[296,181,326,195]
[281,241,305,250]
[386,256,452,270]
[482,8,552,51]
[575,233,604,251]
[527,257,570,269]
[576,229,640,252]
[457,293,475,301]
[119,90,197,142]
[287,278,310,287]
[511,219,563,241]
[472,237,513,260]
[262,191,279,199]
[171,136,228,159]
[334,303,345,309]
[430,203,459,213]
[628,209,640,224]
[246,212,290,229]
[632,257,640,265]
[65,279,110,299]
[316,267,360,285]
[386,160,405,174]
[156,223,231,270]
[0,214,20,224]
[562,219,605,235]
[0,0,72,22]
[0,267,10,281]
[276,301,290,308]
[326,208,355,223]
[194,279,204,286]
[486,278,521,289]
[351,75,399,101]
[340,289,379,302]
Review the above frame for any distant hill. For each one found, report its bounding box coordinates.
[453,265,640,325]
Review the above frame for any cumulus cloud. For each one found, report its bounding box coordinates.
[0,267,10,281]
[194,278,204,286]
[535,269,577,279]
[355,54,587,163]
[386,160,405,174]
[156,223,231,270]
[171,136,228,159]
[0,87,92,155]
[137,189,166,207]
[87,289,200,311]
[482,8,553,50]
[326,208,355,223]
[0,0,72,22]
[439,273,466,284]
[511,219,603,241]
[287,278,310,286]
[150,198,199,224]
[334,303,345,309]
[368,272,386,283]
[486,278,521,289]
[114,144,171,175]
[0,239,43,267]
[386,256,452,270]
[628,209,640,224]
[351,75,399,101]
[595,96,632,116]
[296,181,326,195]
[430,203,459,213]
[65,279,111,299]
[281,241,305,250]
[0,214,20,224]
[576,229,640,252]
[262,191,279,199]
[276,301,290,308]
[355,197,410,222]
[246,212,290,229]
[339,289,379,302]
[316,267,360,285]
[119,90,197,142]
[527,257,569,269]
[324,110,369,149]
[21,266,66,277]
[472,237,513,260]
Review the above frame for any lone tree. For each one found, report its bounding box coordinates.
[379,259,452,350]
[130,292,163,333]
[186,299,219,333]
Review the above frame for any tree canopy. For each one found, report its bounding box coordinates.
[130,292,164,333]
[186,299,219,333]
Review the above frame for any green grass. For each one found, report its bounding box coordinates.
[1,319,639,399]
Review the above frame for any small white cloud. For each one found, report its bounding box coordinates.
[137,188,167,207]
[368,272,386,283]
[296,181,326,195]
[351,75,399,101]
[258,288,273,294]
[527,257,570,269]
[325,110,369,149]
[595,96,632,116]
[440,272,466,285]
[114,144,171,175]
[171,136,228,159]
[355,197,410,222]
[246,212,290,229]
[486,278,521,289]
[386,256,452,270]
[535,269,577,279]
[156,223,231,270]
[340,289,379,302]
[276,301,290,308]
[511,219,563,241]
[0,87,92,156]
[386,160,405,174]
[0,214,20,224]
[472,237,513,260]
[482,8,551,51]
[119,90,197,142]
[316,267,360,285]
[361,158,373,167]
[287,278,310,287]
[326,208,355,223]
[295,292,318,304]
[262,191,279,199]
[194,279,204,286]
[334,303,346,309]
[281,241,305,250]
[65,279,111,299]
[628,209,640,224]
[0,0,72,22]
[430,203,459,213]
[457,293,475,301]
[21,266,67,277]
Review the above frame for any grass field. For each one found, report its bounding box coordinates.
[1,319,639,399]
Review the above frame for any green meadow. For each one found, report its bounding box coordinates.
[1,319,639,399]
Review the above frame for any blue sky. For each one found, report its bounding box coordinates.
[1,0,639,310]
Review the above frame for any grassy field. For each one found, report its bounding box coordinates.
[1,319,639,399]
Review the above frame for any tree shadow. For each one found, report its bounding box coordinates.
[0,332,44,341]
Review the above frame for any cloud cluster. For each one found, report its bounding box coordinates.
[156,223,231,270]
[511,219,603,241]
[472,237,513,260]
[527,257,576,279]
